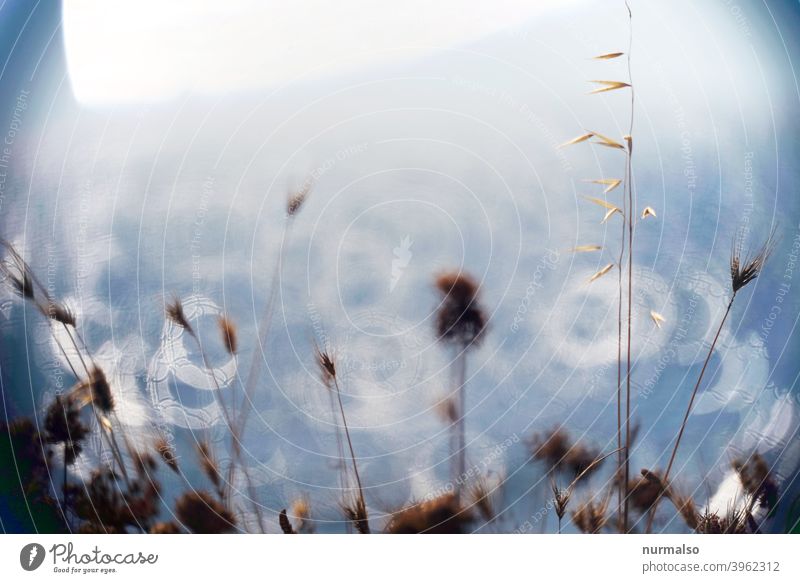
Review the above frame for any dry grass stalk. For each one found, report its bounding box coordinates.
[645,231,775,533]
[433,271,487,504]
[316,348,369,533]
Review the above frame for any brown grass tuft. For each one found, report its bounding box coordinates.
[166,296,195,336]
[175,491,236,533]
[571,495,610,534]
[530,428,601,479]
[385,493,472,534]
[217,315,238,355]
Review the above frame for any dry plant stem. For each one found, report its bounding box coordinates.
[623,0,635,533]
[332,376,369,533]
[616,166,626,533]
[193,334,264,532]
[454,348,468,505]
[645,295,736,533]
[237,219,293,440]
[327,384,348,493]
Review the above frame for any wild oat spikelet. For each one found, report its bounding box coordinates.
[154,437,180,474]
[175,491,236,533]
[218,315,238,355]
[316,348,336,387]
[730,230,776,293]
[551,480,571,521]
[287,181,312,216]
[166,296,195,336]
[434,271,487,346]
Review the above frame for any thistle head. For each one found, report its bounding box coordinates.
[433,271,487,347]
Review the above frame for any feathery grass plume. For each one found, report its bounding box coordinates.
[734,453,778,514]
[529,429,601,479]
[646,228,776,533]
[551,479,571,534]
[87,367,114,414]
[166,296,195,337]
[434,271,487,346]
[730,229,776,293]
[196,441,224,499]
[571,494,611,534]
[342,494,370,534]
[279,509,296,534]
[154,436,180,474]
[0,239,34,300]
[150,522,180,534]
[287,180,313,217]
[175,491,236,533]
[316,347,337,387]
[316,347,370,533]
[290,497,313,533]
[469,477,495,524]
[385,493,472,534]
[217,315,238,355]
